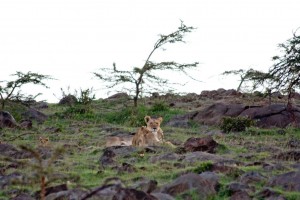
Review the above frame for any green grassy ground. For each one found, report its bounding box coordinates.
[0,98,300,199]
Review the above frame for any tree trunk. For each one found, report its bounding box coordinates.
[133,97,138,107]
[40,176,46,200]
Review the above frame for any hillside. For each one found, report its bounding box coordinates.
[0,89,300,200]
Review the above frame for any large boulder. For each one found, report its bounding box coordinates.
[21,108,48,123]
[167,103,300,128]
[0,143,32,159]
[183,136,218,153]
[58,95,78,105]
[160,173,217,198]
[268,171,300,192]
[107,92,129,100]
[0,111,18,128]
[200,88,241,99]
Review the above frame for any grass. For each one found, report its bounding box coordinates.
[1,98,300,199]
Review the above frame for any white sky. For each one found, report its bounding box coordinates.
[1,0,300,102]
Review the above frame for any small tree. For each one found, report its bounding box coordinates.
[268,30,300,107]
[94,21,199,107]
[0,71,52,109]
[221,68,270,92]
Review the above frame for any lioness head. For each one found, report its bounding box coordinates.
[144,116,162,133]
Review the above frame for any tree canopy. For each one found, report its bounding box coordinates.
[268,30,300,104]
[0,71,52,109]
[94,21,199,107]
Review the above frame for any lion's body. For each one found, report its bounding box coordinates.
[105,136,133,147]
[132,116,164,147]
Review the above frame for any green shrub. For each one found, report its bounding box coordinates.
[77,88,95,105]
[104,104,184,127]
[192,161,213,173]
[220,116,254,133]
[151,101,169,112]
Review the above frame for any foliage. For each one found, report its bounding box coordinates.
[77,88,96,105]
[192,161,213,173]
[221,68,270,92]
[150,101,170,112]
[0,71,52,109]
[104,104,183,127]
[94,21,199,107]
[268,30,300,106]
[220,116,255,133]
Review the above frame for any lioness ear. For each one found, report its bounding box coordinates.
[144,116,151,123]
[158,117,163,123]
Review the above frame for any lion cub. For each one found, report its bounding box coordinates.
[39,136,50,147]
[132,116,164,147]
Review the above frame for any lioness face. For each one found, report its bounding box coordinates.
[144,116,162,133]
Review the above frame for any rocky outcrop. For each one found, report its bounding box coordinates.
[21,108,48,123]
[58,95,78,105]
[0,111,18,128]
[268,171,300,192]
[167,103,300,128]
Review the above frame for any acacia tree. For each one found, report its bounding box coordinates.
[268,30,300,107]
[0,71,52,109]
[94,22,199,107]
[221,68,270,92]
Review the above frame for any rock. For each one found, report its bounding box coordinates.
[131,178,157,193]
[230,191,251,200]
[256,188,286,200]
[19,119,32,129]
[45,188,88,200]
[11,193,34,200]
[165,112,197,128]
[262,163,286,171]
[151,193,175,200]
[160,173,217,198]
[112,188,158,200]
[0,143,32,159]
[183,136,218,153]
[286,138,300,148]
[268,171,300,192]
[240,171,267,184]
[104,146,138,158]
[239,104,300,128]
[34,184,68,199]
[0,172,23,189]
[58,95,78,105]
[107,92,129,100]
[200,89,241,99]
[212,162,244,177]
[199,172,219,190]
[33,101,49,109]
[227,182,254,195]
[150,153,180,163]
[0,111,18,128]
[22,108,48,123]
[167,103,300,128]
[99,149,117,169]
[115,162,137,174]
[151,92,160,98]
[182,152,224,163]
[193,103,246,125]
[274,150,300,161]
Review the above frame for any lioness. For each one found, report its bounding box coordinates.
[105,136,133,147]
[132,116,164,147]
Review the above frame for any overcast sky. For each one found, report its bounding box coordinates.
[1,0,300,102]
